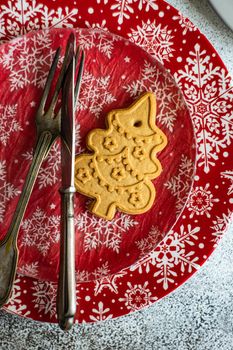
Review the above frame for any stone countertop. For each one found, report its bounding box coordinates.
[0,1,233,349]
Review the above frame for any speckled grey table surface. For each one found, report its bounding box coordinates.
[0,1,233,349]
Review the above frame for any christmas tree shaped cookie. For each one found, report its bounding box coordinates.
[75,92,167,220]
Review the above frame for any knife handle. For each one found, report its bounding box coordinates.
[57,186,76,330]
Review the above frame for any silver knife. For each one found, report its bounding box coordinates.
[57,38,84,331]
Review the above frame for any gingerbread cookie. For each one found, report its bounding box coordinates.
[75,92,167,220]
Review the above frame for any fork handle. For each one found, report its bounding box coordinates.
[57,187,76,330]
[0,131,53,307]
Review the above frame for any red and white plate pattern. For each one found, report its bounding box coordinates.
[0,26,194,282]
[0,0,232,324]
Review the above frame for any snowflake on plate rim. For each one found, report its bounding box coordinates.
[31,280,57,318]
[174,43,233,173]
[85,20,107,31]
[131,224,200,290]
[89,301,113,322]
[221,170,233,196]
[128,19,175,63]
[94,265,127,295]
[172,11,197,35]
[187,183,219,219]
[119,281,157,311]
[109,0,158,25]
[211,209,232,246]
[0,0,78,40]
[5,277,30,317]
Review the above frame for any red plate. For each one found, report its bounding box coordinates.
[0,27,194,283]
[0,0,232,323]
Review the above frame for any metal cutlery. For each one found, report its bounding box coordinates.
[57,42,84,331]
[0,33,76,308]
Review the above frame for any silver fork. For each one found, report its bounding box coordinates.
[0,33,76,307]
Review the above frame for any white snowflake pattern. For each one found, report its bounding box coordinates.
[97,0,109,4]
[0,17,5,38]
[76,261,110,283]
[94,266,127,295]
[78,29,118,59]
[75,122,82,153]
[172,11,197,35]
[75,270,91,283]
[37,142,60,189]
[84,20,107,31]
[221,170,233,195]
[110,0,158,24]
[89,301,113,322]
[110,0,134,25]
[154,225,200,290]
[77,71,116,119]
[0,0,78,40]
[17,261,39,278]
[22,130,81,188]
[0,104,22,146]
[128,19,175,63]
[174,43,233,173]
[137,0,158,12]
[5,277,30,317]
[42,6,78,29]
[211,210,232,246]
[23,142,60,189]
[92,261,110,280]
[22,149,33,161]
[119,281,157,311]
[131,225,200,290]
[0,31,55,90]
[20,207,60,256]
[135,226,164,258]
[130,250,158,274]
[0,160,20,223]
[76,210,138,253]
[187,183,219,219]
[124,60,184,132]
[31,280,57,318]
[164,155,194,215]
